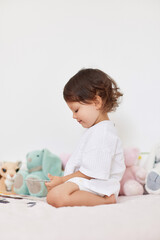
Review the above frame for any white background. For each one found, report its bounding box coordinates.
[0,0,160,162]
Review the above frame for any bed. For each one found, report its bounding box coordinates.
[0,193,160,240]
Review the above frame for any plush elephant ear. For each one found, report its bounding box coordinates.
[42,149,63,178]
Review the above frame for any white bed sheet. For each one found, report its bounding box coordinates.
[0,194,160,240]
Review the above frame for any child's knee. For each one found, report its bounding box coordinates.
[46,189,69,208]
[46,189,60,207]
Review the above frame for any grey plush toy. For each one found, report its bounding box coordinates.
[145,144,160,194]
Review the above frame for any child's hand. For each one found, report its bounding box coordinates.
[45,174,64,192]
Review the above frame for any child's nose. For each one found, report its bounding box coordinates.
[73,113,77,119]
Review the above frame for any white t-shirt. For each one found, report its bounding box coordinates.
[64,120,125,197]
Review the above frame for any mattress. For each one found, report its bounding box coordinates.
[0,194,160,240]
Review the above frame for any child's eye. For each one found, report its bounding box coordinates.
[75,109,79,113]
[2,168,7,173]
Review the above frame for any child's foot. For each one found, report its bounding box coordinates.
[104,194,116,204]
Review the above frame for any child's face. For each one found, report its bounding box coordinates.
[67,101,105,128]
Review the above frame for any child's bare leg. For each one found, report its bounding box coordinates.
[46,182,116,207]
[67,190,116,206]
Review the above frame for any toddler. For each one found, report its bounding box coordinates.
[45,68,125,207]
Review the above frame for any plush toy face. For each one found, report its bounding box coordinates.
[0,161,22,192]
[26,150,43,170]
[0,162,22,180]
[124,148,140,167]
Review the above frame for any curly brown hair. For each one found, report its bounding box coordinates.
[63,68,123,113]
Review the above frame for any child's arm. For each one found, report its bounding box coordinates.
[62,171,93,182]
[45,171,92,192]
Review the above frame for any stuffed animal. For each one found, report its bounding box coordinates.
[119,148,147,196]
[0,161,22,194]
[145,143,160,194]
[13,149,63,197]
[59,153,70,170]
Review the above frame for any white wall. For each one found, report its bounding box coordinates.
[0,0,160,162]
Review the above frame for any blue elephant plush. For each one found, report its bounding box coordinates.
[14,149,63,197]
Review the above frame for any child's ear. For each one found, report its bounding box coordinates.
[94,95,103,110]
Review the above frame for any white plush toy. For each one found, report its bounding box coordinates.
[145,143,160,194]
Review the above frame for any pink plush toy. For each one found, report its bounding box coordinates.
[119,148,147,196]
[59,153,71,170]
